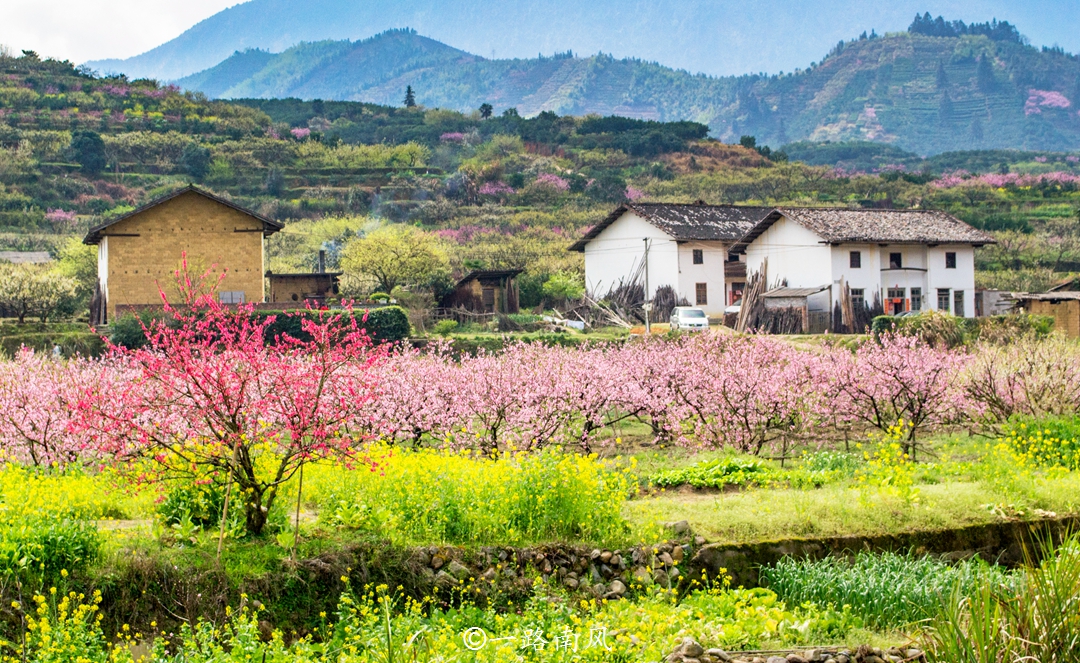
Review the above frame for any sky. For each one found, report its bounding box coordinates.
[2,0,1080,77]
[0,0,240,62]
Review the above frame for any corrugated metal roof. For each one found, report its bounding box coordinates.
[762,285,830,298]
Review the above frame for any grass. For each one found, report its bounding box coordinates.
[626,475,1080,544]
[761,552,1016,630]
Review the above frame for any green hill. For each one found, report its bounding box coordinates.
[178,26,1080,155]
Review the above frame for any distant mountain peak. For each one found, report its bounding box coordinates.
[178,27,1080,155]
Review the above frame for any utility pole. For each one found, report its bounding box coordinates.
[643,238,651,334]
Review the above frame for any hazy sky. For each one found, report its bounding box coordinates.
[3,0,1079,73]
[1,0,240,62]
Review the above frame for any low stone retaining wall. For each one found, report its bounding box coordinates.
[688,515,1080,588]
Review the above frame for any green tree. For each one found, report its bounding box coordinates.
[976,55,995,92]
[55,237,98,310]
[935,60,948,89]
[69,130,107,174]
[739,135,758,150]
[0,263,79,323]
[341,225,450,294]
[178,143,212,181]
[587,171,628,203]
[404,86,417,108]
[479,103,493,119]
[542,272,585,306]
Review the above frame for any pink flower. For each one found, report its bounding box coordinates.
[625,186,646,201]
[290,127,311,140]
[535,173,570,191]
[1025,89,1071,115]
[479,181,515,196]
[440,132,466,143]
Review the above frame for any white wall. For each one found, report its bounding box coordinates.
[676,241,727,315]
[926,245,976,317]
[97,237,109,305]
[583,212,679,298]
[831,243,881,296]
[745,215,832,290]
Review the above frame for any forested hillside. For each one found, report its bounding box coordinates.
[2,47,1079,313]
[176,19,1080,155]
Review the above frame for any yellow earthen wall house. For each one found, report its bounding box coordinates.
[1023,297,1080,339]
[83,186,282,323]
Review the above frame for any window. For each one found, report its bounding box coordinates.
[692,249,703,265]
[695,283,708,306]
[954,290,965,317]
[937,288,951,312]
[219,291,245,304]
[850,288,865,309]
[910,287,922,311]
[850,251,862,268]
[945,252,957,269]
[889,252,902,269]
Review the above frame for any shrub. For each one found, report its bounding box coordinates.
[314,445,637,546]
[432,319,458,336]
[257,306,410,343]
[651,457,780,489]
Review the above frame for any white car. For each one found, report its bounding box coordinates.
[669,306,710,332]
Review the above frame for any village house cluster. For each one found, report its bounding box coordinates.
[81,185,1080,335]
[572,201,1003,324]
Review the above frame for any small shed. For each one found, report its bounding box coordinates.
[266,271,341,305]
[440,269,523,314]
[1015,292,1080,338]
[761,285,832,333]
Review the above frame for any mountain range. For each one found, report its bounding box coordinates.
[82,0,1080,82]
[175,27,1080,155]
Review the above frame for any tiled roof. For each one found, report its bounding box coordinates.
[84,185,283,245]
[733,207,995,252]
[569,203,772,251]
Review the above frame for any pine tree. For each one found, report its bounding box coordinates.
[403,86,416,108]
[479,103,493,119]
[976,56,995,93]
[969,117,984,142]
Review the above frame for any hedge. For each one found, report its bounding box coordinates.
[255,307,410,344]
[110,306,411,350]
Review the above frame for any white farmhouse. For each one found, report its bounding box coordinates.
[569,203,771,316]
[732,208,995,318]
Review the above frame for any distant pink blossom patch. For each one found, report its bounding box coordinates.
[1035,156,1048,163]
[931,171,1080,189]
[1025,89,1071,115]
[1067,156,1080,163]
[535,173,570,191]
[45,208,77,229]
[863,106,877,119]
[625,186,646,201]
[479,181,514,196]
[290,127,311,140]
[440,132,466,143]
